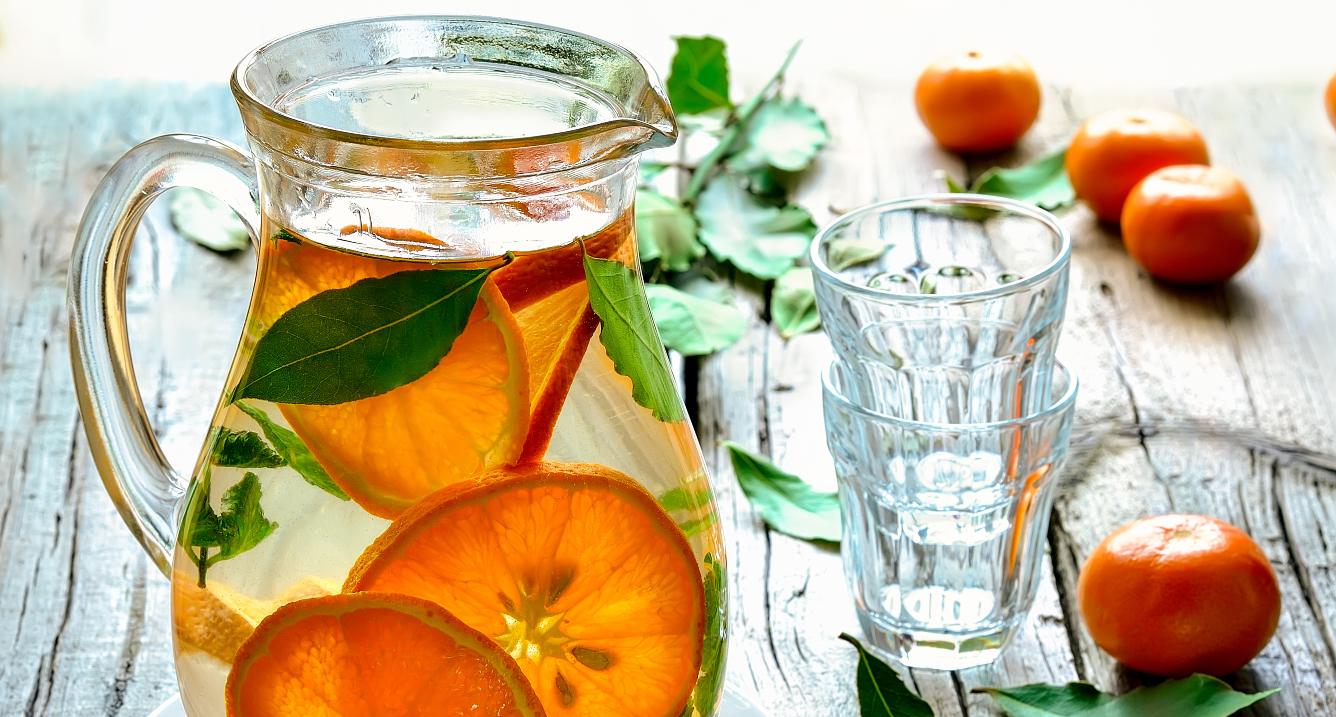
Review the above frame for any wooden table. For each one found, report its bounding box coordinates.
[3,76,1335,716]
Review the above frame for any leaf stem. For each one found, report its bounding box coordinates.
[683,41,803,203]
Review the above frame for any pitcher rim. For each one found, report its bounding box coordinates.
[229,14,678,157]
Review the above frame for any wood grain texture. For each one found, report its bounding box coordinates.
[2,78,1334,717]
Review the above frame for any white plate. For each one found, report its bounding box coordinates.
[148,687,768,716]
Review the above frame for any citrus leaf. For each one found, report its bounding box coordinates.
[839,633,935,717]
[583,254,685,422]
[639,161,671,185]
[645,284,747,356]
[724,441,840,541]
[696,177,817,280]
[826,237,888,272]
[235,268,492,405]
[730,97,829,172]
[666,36,731,115]
[211,428,285,468]
[976,675,1280,717]
[771,267,821,339]
[236,402,349,501]
[941,149,1074,211]
[169,187,251,253]
[636,189,703,272]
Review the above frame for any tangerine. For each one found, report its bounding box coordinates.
[346,462,705,717]
[914,50,1041,153]
[1066,109,1210,223]
[1326,72,1336,131]
[1077,514,1281,677]
[1121,165,1259,284]
[226,592,546,717]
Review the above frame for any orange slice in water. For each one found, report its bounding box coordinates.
[255,240,530,519]
[345,462,705,717]
[226,592,546,717]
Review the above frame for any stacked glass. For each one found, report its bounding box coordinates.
[811,195,1078,670]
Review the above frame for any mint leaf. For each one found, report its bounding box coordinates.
[730,97,829,172]
[169,188,251,253]
[213,472,276,561]
[211,428,285,468]
[645,283,747,356]
[666,36,731,115]
[771,267,821,338]
[696,176,817,280]
[583,254,685,422]
[825,238,888,272]
[695,553,727,716]
[236,402,349,501]
[724,441,840,541]
[977,675,1279,717]
[236,267,492,405]
[636,189,703,272]
[839,633,935,717]
[942,150,1075,211]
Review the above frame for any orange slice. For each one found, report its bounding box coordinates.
[345,462,705,717]
[173,575,339,663]
[254,239,530,519]
[226,592,546,717]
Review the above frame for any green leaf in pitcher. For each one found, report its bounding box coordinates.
[235,267,493,405]
[583,254,685,423]
[645,283,747,356]
[694,553,727,717]
[236,401,349,501]
[211,428,286,468]
[666,36,732,115]
[185,472,277,586]
[975,674,1279,716]
[840,633,935,717]
[696,176,817,280]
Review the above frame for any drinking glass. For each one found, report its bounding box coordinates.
[811,194,1070,423]
[822,359,1077,670]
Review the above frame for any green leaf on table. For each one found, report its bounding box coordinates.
[838,633,935,717]
[169,188,250,253]
[187,472,277,577]
[645,283,747,356]
[941,149,1075,211]
[236,402,349,501]
[771,267,821,338]
[211,428,286,469]
[696,176,817,280]
[695,553,727,717]
[583,254,685,422]
[825,237,888,272]
[730,97,830,172]
[724,441,840,541]
[666,36,732,115]
[639,161,671,184]
[234,267,492,405]
[636,189,703,272]
[976,674,1279,717]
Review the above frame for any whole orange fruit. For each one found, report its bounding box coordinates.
[1121,165,1260,284]
[914,50,1041,153]
[1078,514,1281,677]
[1065,109,1209,223]
[1326,72,1336,130]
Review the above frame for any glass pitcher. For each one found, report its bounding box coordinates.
[68,17,726,717]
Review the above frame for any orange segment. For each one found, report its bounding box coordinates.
[173,575,339,663]
[513,284,600,462]
[226,592,546,717]
[255,239,530,519]
[345,462,705,717]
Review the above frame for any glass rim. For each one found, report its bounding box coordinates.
[820,359,1079,432]
[809,193,1072,304]
[230,14,676,154]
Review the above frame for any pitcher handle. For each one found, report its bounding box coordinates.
[68,134,260,576]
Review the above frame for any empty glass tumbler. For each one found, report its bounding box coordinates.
[822,359,1077,670]
[811,194,1071,423]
